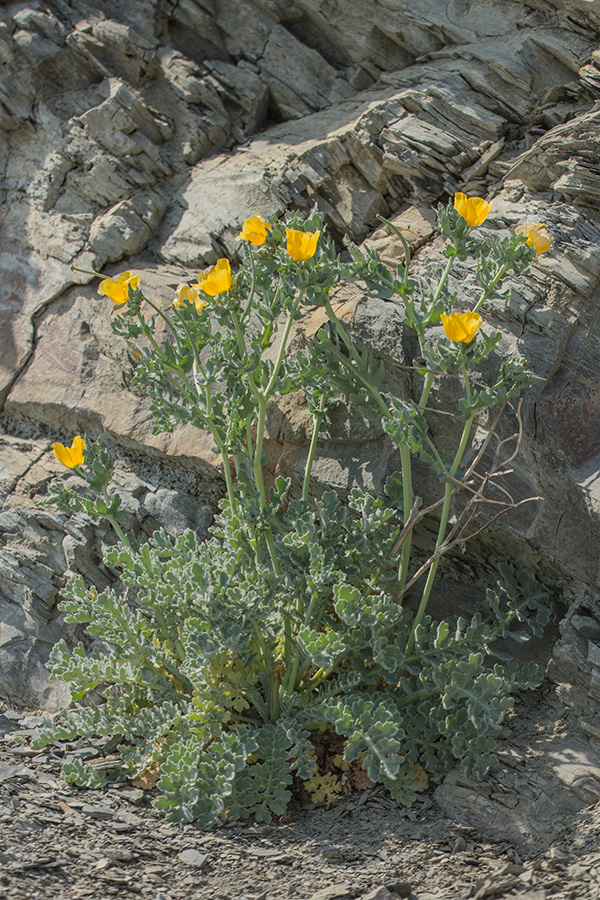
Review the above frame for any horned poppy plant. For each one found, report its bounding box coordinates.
[285,228,321,261]
[37,206,548,830]
[441,311,482,343]
[52,435,86,469]
[453,193,492,228]
[98,271,140,305]
[516,221,553,255]
[237,215,272,246]
[173,283,207,313]
[198,259,231,296]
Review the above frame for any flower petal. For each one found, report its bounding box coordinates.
[516,221,553,255]
[285,228,321,261]
[198,258,232,296]
[454,193,493,227]
[441,311,482,343]
[53,435,86,468]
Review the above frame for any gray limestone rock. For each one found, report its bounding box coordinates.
[2,0,600,845]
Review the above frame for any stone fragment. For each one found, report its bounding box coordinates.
[360,890,397,900]
[81,804,117,819]
[309,887,354,900]
[177,848,208,867]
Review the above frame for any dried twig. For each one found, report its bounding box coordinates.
[387,399,540,601]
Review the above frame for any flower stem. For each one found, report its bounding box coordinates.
[323,298,417,592]
[432,254,455,306]
[396,443,413,589]
[243,246,257,318]
[302,395,326,502]
[472,262,510,314]
[405,361,473,654]
[323,299,390,419]
[70,265,101,278]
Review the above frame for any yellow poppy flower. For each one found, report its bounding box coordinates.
[441,311,482,343]
[173,283,207,313]
[236,215,272,246]
[285,228,321,261]
[453,193,492,228]
[515,221,553,255]
[52,435,86,469]
[97,271,140,305]
[197,259,231,296]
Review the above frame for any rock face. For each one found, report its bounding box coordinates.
[3,0,600,843]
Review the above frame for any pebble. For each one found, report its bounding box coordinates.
[80,803,117,819]
[309,886,353,900]
[177,848,209,867]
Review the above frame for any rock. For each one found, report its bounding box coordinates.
[2,0,600,853]
[0,715,17,735]
[177,849,209,867]
[385,885,413,898]
[360,889,397,900]
[435,734,600,849]
[309,887,354,900]
[0,433,218,708]
[258,25,355,119]
[80,803,117,820]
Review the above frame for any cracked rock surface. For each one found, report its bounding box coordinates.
[3,0,600,856]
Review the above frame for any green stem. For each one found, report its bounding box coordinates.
[324,298,390,419]
[253,396,269,508]
[302,395,326,502]
[142,296,185,354]
[396,443,413,589]
[265,309,296,397]
[323,298,417,592]
[377,214,411,291]
[101,487,132,551]
[243,246,257,318]
[432,254,455,306]
[253,396,282,576]
[281,591,320,699]
[472,262,510,314]
[405,361,474,655]
[70,265,101,278]
[418,371,435,412]
[173,307,207,381]
[106,516,131,550]
[231,312,263,405]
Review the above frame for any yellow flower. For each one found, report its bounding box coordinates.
[236,215,272,246]
[173,283,207,313]
[52,435,86,469]
[97,271,140,305]
[441,311,482,343]
[453,193,493,228]
[197,259,231,296]
[515,221,553,255]
[285,228,321,261]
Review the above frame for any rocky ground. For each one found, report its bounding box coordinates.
[2,691,599,900]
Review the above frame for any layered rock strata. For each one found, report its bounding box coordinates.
[2,0,600,843]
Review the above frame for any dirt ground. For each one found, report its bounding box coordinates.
[1,690,599,900]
